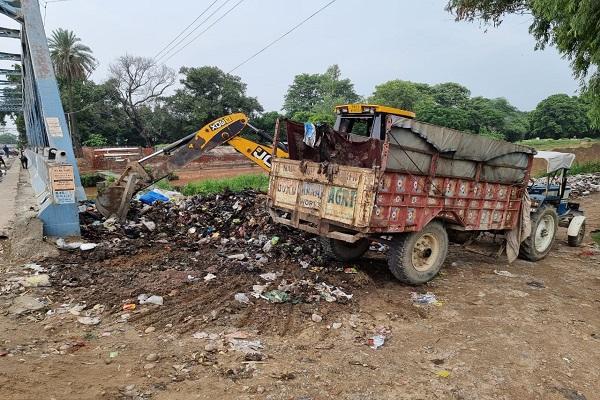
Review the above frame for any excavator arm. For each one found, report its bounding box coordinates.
[96,113,250,219]
[95,113,289,220]
[226,135,288,172]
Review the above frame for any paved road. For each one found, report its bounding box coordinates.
[0,158,20,237]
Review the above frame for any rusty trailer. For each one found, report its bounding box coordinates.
[268,114,537,284]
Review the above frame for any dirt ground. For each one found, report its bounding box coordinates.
[0,193,599,400]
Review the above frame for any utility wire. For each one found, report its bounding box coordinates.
[153,0,220,60]
[160,0,246,63]
[228,0,337,73]
[156,0,239,63]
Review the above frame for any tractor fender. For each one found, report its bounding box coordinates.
[567,215,586,237]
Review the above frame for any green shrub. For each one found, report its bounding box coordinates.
[569,161,600,175]
[181,174,268,196]
[80,173,105,187]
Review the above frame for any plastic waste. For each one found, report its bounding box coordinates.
[262,290,290,303]
[494,270,517,277]
[139,190,169,205]
[411,292,441,305]
[368,335,385,349]
[77,316,101,325]
[137,294,164,305]
[234,293,250,304]
[56,238,83,250]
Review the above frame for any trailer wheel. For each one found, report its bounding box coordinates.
[567,221,585,247]
[387,221,448,285]
[320,237,370,262]
[519,205,558,261]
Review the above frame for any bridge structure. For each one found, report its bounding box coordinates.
[0,0,84,236]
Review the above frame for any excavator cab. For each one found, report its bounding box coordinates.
[333,104,415,140]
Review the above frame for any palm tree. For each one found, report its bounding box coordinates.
[48,28,97,155]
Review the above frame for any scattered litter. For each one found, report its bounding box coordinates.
[56,238,83,250]
[527,280,546,289]
[494,270,517,278]
[80,243,98,251]
[192,331,209,339]
[141,219,156,231]
[137,294,164,306]
[204,273,217,282]
[139,190,169,205]
[229,339,263,354]
[21,274,50,287]
[368,335,385,350]
[411,292,442,306]
[227,253,246,261]
[8,295,45,314]
[109,351,119,358]
[234,293,251,304]
[259,272,281,281]
[343,267,358,274]
[77,316,101,326]
[23,263,45,273]
[262,290,290,303]
[436,370,451,378]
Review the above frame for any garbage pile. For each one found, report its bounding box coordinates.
[567,173,600,197]
[80,189,317,261]
[30,190,361,332]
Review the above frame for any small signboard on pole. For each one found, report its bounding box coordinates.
[49,164,75,204]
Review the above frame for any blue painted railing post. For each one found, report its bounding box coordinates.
[0,0,85,237]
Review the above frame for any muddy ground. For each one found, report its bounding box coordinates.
[0,193,599,400]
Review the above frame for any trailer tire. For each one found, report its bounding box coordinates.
[519,205,558,261]
[320,237,370,262]
[567,221,585,247]
[387,221,448,285]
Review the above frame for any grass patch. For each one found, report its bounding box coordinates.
[154,178,174,191]
[181,174,268,196]
[80,173,110,187]
[518,138,600,151]
[569,161,600,175]
[534,160,600,177]
[592,231,600,246]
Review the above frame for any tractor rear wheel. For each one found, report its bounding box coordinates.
[519,205,558,261]
[387,221,448,285]
[567,221,586,247]
[320,237,370,262]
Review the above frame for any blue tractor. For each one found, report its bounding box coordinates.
[521,151,586,261]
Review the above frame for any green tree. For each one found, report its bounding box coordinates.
[529,94,589,139]
[48,28,97,155]
[446,0,600,127]
[415,98,471,131]
[369,80,424,111]
[82,133,108,147]
[166,66,263,136]
[431,82,471,108]
[283,64,360,120]
[0,133,17,144]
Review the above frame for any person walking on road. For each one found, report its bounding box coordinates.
[2,144,9,158]
[20,151,28,169]
[0,154,6,177]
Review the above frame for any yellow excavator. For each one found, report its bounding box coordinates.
[95,104,414,219]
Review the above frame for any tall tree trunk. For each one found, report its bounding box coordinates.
[67,82,83,157]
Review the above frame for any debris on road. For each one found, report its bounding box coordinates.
[138,294,164,306]
[411,292,441,306]
[494,270,518,278]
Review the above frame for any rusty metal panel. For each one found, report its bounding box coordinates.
[371,171,524,233]
[269,158,377,228]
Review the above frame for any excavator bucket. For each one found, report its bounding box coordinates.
[95,113,249,220]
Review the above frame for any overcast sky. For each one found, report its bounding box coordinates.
[1,0,581,113]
